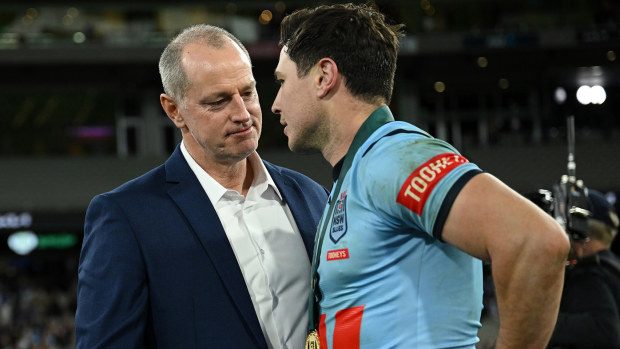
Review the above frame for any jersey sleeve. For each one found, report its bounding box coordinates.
[357,135,482,240]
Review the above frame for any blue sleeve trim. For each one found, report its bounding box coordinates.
[432,169,483,241]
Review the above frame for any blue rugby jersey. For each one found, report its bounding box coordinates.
[314,106,484,348]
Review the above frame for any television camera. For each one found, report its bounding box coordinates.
[528,116,591,247]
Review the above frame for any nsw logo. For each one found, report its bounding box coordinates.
[330,191,348,243]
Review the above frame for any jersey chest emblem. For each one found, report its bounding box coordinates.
[330,190,348,243]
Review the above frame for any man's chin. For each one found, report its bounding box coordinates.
[289,141,319,155]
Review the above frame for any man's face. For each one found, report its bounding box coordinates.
[271,47,326,154]
[177,41,261,165]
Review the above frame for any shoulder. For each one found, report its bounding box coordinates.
[109,164,166,196]
[360,121,433,156]
[89,164,167,211]
[356,122,477,183]
[359,122,461,165]
[596,251,620,281]
[572,253,620,285]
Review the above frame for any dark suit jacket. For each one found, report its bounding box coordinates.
[75,146,328,348]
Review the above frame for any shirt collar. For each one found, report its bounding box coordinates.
[180,141,282,206]
[246,148,283,201]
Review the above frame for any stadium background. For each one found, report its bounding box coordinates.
[0,1,618,347]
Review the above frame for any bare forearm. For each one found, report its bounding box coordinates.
[493,242,568,348]
[440,174,571,347]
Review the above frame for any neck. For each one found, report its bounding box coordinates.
[322,102,385,167]
[185,141,255,196]
[207,159,254,196]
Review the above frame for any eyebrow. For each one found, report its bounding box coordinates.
[241,81,257,91]
[201,81,257,102]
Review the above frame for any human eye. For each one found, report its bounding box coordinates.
[203,97,229,110]
[241,89,256,101]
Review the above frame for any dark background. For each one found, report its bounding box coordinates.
[0,1,618,347]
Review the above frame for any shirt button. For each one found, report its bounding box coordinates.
[260,248,265,255]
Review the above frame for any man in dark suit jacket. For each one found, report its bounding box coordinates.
[75,24,328,348]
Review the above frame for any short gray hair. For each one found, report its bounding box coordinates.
[588,210,619,247]
[158,24,251,106]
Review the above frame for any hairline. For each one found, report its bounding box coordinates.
[159,25,251,108]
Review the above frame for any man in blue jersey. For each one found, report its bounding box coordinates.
[271,3,570,348]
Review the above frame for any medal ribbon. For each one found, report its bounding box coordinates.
[308,106,394,333]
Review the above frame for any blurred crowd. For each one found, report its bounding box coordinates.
[0,257,76,349]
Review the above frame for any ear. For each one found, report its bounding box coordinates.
[315,58,338,98]
[160,93,185,129]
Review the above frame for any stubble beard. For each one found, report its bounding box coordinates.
[289,120,327,155]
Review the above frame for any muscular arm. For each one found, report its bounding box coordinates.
[442,173,570,348]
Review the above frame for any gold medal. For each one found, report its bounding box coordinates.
[305,330,320,349]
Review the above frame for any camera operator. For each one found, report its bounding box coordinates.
[548,189,620,349]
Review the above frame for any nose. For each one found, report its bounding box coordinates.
[271,90,281,115]
[230,94,251,123]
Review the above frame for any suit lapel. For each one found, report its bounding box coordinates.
[265,162,317,260]
[164,146,265,347]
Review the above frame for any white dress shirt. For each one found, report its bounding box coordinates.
[181,142,311,349]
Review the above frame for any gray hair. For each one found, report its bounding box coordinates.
[588,211,619,247]
[158,24,251,107]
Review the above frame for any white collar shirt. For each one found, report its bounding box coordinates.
[181,142,311,349]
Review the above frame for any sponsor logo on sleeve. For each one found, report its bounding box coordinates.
[396,153,469,215]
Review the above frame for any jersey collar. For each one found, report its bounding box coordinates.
[331,105,395,181]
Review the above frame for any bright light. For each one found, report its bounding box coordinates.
[8,231,38,255]
[554,87,567,104]
[434,81,445,93]
[576,85,606,105]
[259,10,273,24]
[576,86,591,105]
[73,32,86,44]
[590,85,606,104]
